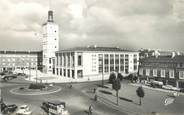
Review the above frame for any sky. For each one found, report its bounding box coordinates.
[0,0,184,51]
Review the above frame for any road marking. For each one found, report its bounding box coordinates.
[164,97,175,106]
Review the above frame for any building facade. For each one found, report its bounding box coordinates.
[54,46,139,80]
[0,51,42,72]
[42,10,59,74]
[139,55,184,88]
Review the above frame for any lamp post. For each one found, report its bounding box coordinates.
[102,55,104,87]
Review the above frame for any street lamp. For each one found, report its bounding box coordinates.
[102,55,104,87]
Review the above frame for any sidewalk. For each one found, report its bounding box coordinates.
[130,83,184,96]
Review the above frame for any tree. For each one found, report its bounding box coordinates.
[117,73,123,81]
[136,86,145,105]
[109,73,116,84]
[112,78,121,105]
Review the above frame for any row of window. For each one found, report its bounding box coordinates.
[139,68,184,79]
[54,68,83,78]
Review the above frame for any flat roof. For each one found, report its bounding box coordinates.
[0,50,42,54]
[56,46,138,53]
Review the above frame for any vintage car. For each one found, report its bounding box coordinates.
[41,100,69,115]
[16,105,32,115]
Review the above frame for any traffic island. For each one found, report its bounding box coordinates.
[9,83,61,95]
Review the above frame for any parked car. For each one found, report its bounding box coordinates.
[150,81,163,88]
[162,85,173,90]
[16,105,32,115]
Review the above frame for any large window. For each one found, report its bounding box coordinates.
[67,54,70,67]
[110,54,114,72]
[161,70,165,78]
[146,69,150,76]
[179,71,184,79]
[139,68,143,75]
[98,54,103,73]
[104,54,109,73]
[169,70,174,78]
[153,69,157,77]
[120,54,124,72]
[115,55,119,72]
[77,53,82,66]
[77,70,83,78]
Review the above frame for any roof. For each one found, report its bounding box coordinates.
[56,46,138,53]
[140,55,184,63]
[0,50,42,54]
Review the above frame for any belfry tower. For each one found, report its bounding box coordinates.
[42,8,59,74]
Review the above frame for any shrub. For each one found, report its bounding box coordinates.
[109,73,116,84]
[28,83,46,90]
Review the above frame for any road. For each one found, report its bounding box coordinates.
[97,81,184,115]
[1,78,126,115]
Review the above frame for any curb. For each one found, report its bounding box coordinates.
[9,86,62,95]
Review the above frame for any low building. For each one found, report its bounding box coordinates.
[139,55,184,88]
[54,46,139,80]
[0,51,42,72]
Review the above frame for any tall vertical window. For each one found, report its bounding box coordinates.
[77,53,82,66]
[169,70,174,78]
[115,54,119,72]
[146,69,150,76]
[161,70,165,78]
[179,71,184,79]
[98,54,103,73]
[125,54,129,74]
[139,68,143,75]
[49,58,52,64]
[153,69,157,77]
[77,70,83,78]
[67,53,70,67]
[120,54,124,72]
[104,54,109,73]
[110,54,114,72]
[64,54,66,66]
[71,53,74,67]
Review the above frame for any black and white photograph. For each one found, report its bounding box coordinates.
[1,0,184,115]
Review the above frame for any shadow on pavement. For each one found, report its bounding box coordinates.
[99,90,112,95]
[119,97,133,103]
[95,84,109,89]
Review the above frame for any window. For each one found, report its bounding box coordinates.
[179,71,184,79]
[161,70,165,78]
[110,54,114,72]
[115,55,119,72]
[68,69,70,77]
[146,69,150,76]
[98,54,103,73]
[139,68,143,75]
[72,70,75,78]
[169,70,174,78]
[77,53,82,66]
[104,54,109,73]
[60,69,62,76]
[120,54,124,72]
[77,70,83,78]
[153,69,157,77]
[49,58,52,64]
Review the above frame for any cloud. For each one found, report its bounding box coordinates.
[0,0,184,51]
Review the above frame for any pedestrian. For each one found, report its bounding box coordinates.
[88,105,93,115]
[93,88,96,93]
[94,94,97,101]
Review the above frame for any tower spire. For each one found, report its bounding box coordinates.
[48,0,54,22]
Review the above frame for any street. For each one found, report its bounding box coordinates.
[1,78,126,115]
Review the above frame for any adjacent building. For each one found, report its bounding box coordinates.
[54,46,139,79]
[0,51,42,72]
[139,54,184,88]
